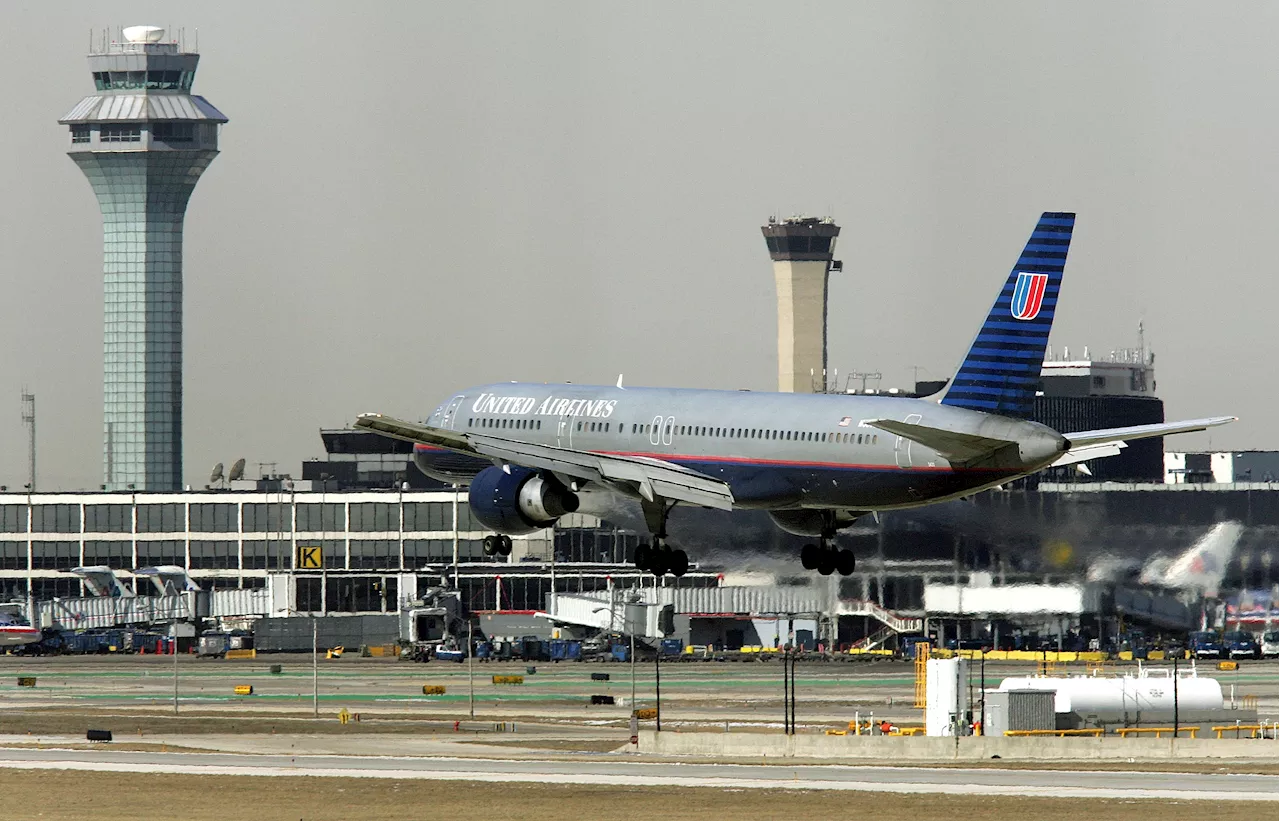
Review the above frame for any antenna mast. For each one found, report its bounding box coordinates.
[20,391,35,491]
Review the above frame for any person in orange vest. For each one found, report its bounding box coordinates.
[879,720,894,735]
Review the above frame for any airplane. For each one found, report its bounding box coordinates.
[356,212,1235,577]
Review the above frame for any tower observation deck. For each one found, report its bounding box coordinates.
[59,26,228,491]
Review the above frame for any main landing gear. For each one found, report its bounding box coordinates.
[482,534,513,557]
[800,512,855,576]
[634,497,689,578]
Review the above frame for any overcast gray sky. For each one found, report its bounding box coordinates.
[0,2,1274,490]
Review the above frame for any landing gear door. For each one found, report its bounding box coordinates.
[894,413,922,468]
[439,396,465,431]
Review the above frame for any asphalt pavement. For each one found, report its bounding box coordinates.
[0,748,1274,801]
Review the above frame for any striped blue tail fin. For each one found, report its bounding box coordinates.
[940,212,1075,418]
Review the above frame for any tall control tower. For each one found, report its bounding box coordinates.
[60,26,228,491]
[761,216,841,393]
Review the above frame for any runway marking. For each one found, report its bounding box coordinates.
[0,756,1273,801]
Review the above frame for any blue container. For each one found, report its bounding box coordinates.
[660,639,683,656]
[475,641,492,659]
[566,641,582,660]
[610,644,629,662]
[549,639,568,661]
[435,649,465,663]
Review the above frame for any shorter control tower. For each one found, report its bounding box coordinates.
[761,216,841,393]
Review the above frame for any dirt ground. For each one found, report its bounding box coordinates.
[0,771,1266,821]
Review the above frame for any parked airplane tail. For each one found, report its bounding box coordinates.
[941,211,1076,418]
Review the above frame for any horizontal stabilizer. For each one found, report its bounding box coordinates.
[864,418,1016,464]
[1065,417,1237,449]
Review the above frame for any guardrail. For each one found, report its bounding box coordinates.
[1115,727,1199,739]
[1004,729,1104,737]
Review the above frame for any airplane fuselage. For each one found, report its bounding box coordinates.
[413,383,1066,513]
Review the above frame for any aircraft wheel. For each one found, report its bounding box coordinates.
[835,549,856,576]
[650,547,670,577]
[800,544,819,570]
[817,551,836,576]
[482,535,499,556]
[670,549,689,578]
[497,535,513,556]
[634,543,652,571]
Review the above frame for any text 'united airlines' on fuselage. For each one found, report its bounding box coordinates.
[356,213,1235,578]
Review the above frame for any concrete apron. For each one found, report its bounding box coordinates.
[636,731,1279,761]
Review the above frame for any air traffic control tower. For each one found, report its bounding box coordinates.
[761,216,841,393]
[60,26,227,491]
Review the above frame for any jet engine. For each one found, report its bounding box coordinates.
[468,465,579,535]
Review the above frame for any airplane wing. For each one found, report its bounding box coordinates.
[1064,417,1237,449]
[353,413,734,511]
[863,418,1016,464]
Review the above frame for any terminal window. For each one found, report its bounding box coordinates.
[0,542,24,570]
[190,504,237,532]
[350,539,398,570]
[137,540,184,566]
[83,540,132,569]
[85,504,132,533]
[31,542,80,571]
[70,125,90,143]
[243,503,289,533]
[403,502,450,531]
[31,505,80,533]
[296,503,346,532]
[190,540,238,570]
[137,504,183,533]
[404,539,452,564]
[0,505,27,533]
[349,503,397,532]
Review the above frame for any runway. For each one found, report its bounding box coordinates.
[1,749,1274,801]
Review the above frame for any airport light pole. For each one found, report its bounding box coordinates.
[172,624,179,715]
[782,646,789,734]
[468,617,475,719]
[312,617,319,717]
[654,645,662,732]
[1172,651,1180,739]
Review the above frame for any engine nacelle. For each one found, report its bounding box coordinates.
[768,510,861,538]
[468,465,579,535]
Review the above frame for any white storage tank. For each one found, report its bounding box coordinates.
[926,657,969,736]
[998,669,1223,714]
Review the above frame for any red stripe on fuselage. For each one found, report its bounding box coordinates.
[414,442,1008,475]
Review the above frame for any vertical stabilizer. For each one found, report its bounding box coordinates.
[940,212,1075,417]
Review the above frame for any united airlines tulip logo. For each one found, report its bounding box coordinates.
[1010,272,1049,320]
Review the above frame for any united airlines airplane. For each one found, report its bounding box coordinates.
[357,213,1234,577]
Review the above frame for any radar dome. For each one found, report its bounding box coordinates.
[123,26,166,44]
